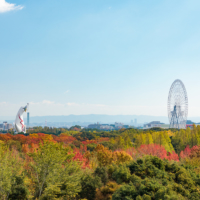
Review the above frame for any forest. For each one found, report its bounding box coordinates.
[1,125,200,199]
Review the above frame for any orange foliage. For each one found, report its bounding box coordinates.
[52,134,76,144]
[82,140,97,145]
[22,143,39,153]
[98,137,110,143]
[13,134,27,144]
[0,133,13,141]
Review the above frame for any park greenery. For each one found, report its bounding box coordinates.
[1,125,200,199]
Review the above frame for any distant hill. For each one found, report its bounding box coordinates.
[1,114,200,125]
[0,114,168,124]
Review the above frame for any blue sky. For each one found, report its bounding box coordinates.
[1,0,200,117]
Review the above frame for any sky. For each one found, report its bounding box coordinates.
[1,0,200,117]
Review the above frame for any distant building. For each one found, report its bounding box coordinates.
[27,112,30,127]
[0,124,3,131]
[0,122,13,131]
[186,124,193,129]
[86,121,134,130]
[88,122,126,130]
[143,121,163,129]
[160,124,170,129]
[115,122,124,129]
[88,123,101,129]
[134,119,137,126]
[186,120,196,129]
[100,124,113,130]
[7,124,13,130]
[3,122,7,130]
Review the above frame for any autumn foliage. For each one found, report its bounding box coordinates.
[1,126,200,199]
[137,144,179,161]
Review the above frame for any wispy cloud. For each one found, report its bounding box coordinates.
[66,102,79,106]
[64,90,70,94]
[29,101,105,108]
[0,101,7,105]
[0,0,24,13]
[42,100,54,105]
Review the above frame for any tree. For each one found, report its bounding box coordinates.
[112,182,137,200]
[79,174,102,200]
[136,144,179,161]
[180,145,191,159]
[152,131,174,152]
[9,175,29,200]
[112,165,131,184]
[95,181,119,200]
[28,141,82,199]
[0,146,24,200]
[94,167,108,185]
[95,144,115,167]
[146,133,153,145]
[135,133,146,147]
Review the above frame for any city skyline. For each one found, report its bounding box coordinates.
[1,0,200,117]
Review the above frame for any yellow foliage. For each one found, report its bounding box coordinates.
[114,151,133,165]
[95,145,114,167]
[0,140,4,145]
[29,133,53,141]
[167,130,174,137]
[61,131,79,135]
[29,133,39,138]
[24,176,35,199]
[94,144,133,167]
[95,181,120,200]
[184,157,200,168]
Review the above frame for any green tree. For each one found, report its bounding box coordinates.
[135,133,146,147]
[79,174,102,200]
[152,131,174,152]
[146,133,153,145]
[28,141,82,199]
[9,175,29,200]
[94,166,108,186]
[112,165,131,184]
[0,146,24,200]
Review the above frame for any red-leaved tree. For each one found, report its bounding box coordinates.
[132,144,179,161]
[180,145,191,159]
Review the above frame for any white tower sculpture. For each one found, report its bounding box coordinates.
[15,103,29,134]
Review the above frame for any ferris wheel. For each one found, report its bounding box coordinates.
[168,79,188,129]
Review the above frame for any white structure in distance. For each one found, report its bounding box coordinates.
[168,79,188,129]
[14,103,29,134]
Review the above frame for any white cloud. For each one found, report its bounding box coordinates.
[0,102,7,105]
[0,0,24,13]
[42,100,54,105]
[66,102,79,106]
